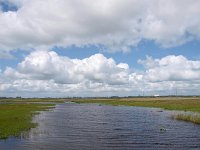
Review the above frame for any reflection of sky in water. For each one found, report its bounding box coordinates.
[1,103,200,150]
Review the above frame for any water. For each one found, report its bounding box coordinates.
[1,103,200,150]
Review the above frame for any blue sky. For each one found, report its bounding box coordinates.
[0,0,200,97]
[1,40,199,71]
[54,40,200,67]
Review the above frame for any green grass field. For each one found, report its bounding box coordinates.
[0,98,66,103]
[73,97,200,124]
[0,101,56,139]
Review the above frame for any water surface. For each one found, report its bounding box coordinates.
[1,103,200,150]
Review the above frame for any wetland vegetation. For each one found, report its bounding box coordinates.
[0,99,61,139]
[1,97,200,139]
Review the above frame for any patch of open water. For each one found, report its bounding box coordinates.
[0,103,200,150]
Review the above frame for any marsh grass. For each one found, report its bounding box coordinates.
[173,113,200,124]
[0,103,55,139]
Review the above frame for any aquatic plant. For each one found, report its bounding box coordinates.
[173,113,200,124]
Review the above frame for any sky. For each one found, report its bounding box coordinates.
[0,0,200,97]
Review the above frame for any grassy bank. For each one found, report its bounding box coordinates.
[0,103,55,139]
[0,98,67,103]
[73,97,200,112]
[173,113,200,125]
[73,97,200,124]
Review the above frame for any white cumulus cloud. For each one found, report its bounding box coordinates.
[0,50,200,97]
[139,55,200,82]
[14,50,131,85]
[0,0,200,54]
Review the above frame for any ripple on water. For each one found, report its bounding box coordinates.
[0,103,200,150]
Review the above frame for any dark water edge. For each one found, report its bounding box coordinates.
[1,103,200,150]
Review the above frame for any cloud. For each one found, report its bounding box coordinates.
[0,50,200,97]
[14,50,131,85]
[139,55,200,82]
[0,0,200,54]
